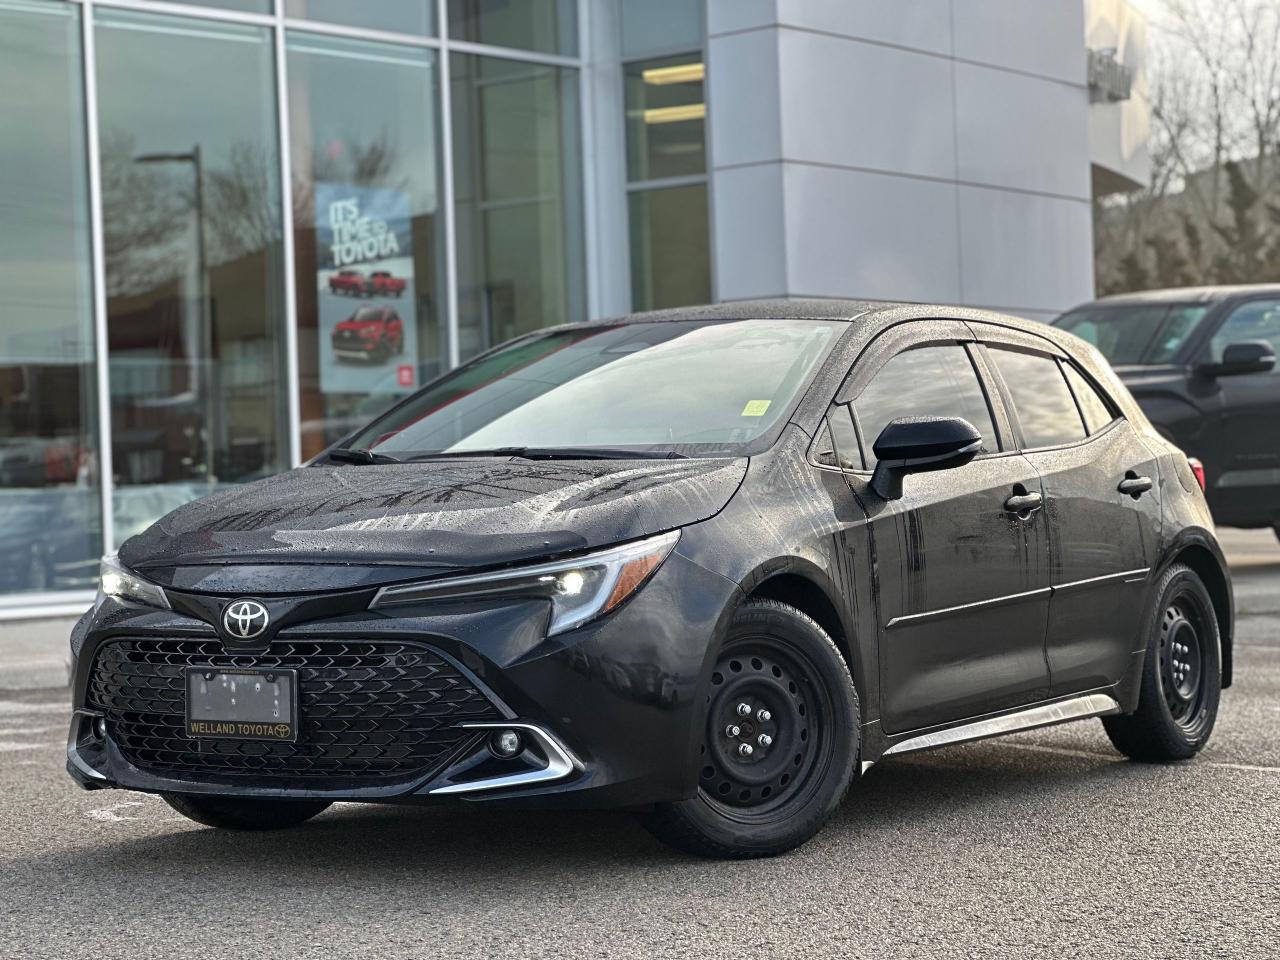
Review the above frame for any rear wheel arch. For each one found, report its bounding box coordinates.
[1163,543,1233,688]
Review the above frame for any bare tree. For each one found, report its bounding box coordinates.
[1096,0,1280,292]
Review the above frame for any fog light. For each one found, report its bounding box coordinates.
[489,729,523,758]
[93,717,107,740]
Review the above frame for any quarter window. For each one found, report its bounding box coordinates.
[1210,299,1280,373]
[853,345,998,468]
[822,406,862,471]
[989,348,1087,449]
[1062,363,1116,435]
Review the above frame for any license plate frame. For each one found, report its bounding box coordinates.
[185,668,298,743]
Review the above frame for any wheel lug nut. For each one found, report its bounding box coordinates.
[758,734,772,747]
[725,724,741,738]
[736,702,752,717]
[738,743,754,758]
[757,709,772,723]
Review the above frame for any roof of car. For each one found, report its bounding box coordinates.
[608,298,882,324]
[1084,284,1280,307]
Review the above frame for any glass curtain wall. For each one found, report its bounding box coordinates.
[451,55,585,361]
[95,9,288,549]
[0,0,99,594]
[287,35,446,459]
[621,0,709,311]
[0,0,588,611]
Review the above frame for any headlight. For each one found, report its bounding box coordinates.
[371,530,680,635]
[96,555,170,610]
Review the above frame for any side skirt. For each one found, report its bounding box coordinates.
[878,692,1122,760]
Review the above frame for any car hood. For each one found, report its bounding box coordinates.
[119,458,746,593]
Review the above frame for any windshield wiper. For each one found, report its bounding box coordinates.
[406,446,689,462]
[326,447,403,465]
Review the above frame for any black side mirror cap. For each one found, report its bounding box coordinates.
[1196,340,1277,378]
[870,416,983,500]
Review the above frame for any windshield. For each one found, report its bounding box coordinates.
[342,319,840,458]
[1054,303,1210,364]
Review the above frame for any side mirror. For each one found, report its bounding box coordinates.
[870,417,983,500]
[1196,340,1276,378]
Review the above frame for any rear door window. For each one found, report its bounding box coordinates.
[853,345,998,467]
[1062,363,1117,434]
[989,348,1087,449]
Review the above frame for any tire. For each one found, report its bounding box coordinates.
[640,599,859,859]
[161,793,330,830]
[1102,563,1221,762]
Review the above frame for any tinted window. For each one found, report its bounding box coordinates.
[853,345,997,468]
[990,348,1086,448]
[825,406,861,470]
[1062,363,1116,434]
[1055,304,1209,364]
[346,319,838,456]
[1210,299,1280,373]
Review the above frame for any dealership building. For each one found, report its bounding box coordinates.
[0,0,1148,619]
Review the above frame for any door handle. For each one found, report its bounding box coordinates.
[1118,475,1153,498]
[1004,491,1043,515]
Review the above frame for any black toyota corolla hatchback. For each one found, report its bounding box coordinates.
[68,300,1233,858]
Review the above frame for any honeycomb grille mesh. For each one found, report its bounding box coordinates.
[88,637,501,787]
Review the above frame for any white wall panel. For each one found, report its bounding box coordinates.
[956,186,1093,311]
[783,163,962,303]
[954,62,1090,198]
[778,29,957,181]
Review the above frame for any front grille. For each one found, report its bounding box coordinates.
[88,637,502,787]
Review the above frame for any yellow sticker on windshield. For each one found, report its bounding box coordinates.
[741,400,771,417]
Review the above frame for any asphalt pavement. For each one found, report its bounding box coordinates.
[1,529,1276,959]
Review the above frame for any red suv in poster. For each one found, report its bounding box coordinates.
[328,269,367,296]
[367,270,406,297]
[331,306,404,363]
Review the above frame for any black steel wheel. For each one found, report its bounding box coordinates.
[700,638,831,816]
[1103,563,1221,761]
[641,599,859,859]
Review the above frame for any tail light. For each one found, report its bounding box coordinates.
[1187,457,1206,493]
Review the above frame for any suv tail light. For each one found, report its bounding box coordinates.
[1187,457,1206,492]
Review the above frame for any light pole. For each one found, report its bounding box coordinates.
[133,146,215,485]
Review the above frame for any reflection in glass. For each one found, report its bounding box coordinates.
[625,53,705,182]
[989,349,1086,450]
[284,0,434,37]
[1063,363,1115,435]
[95,10,286,548]
[287,35,446,459]
[447,0,577,56]
[346,320,838,456]
[628,183,710,311]
[621,0,703,60]
[166,0,272,12]
[451,55,585,361]
[854,347,998,466]
[0,0,100,594]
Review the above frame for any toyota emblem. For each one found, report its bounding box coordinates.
[222,599,270,640]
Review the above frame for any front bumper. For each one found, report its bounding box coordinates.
[67,550,738,809]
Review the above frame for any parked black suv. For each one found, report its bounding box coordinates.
[1055,286,1279,535]
[69,301,1233,858]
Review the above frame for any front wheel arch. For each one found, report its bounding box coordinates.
[740,567,860,698]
